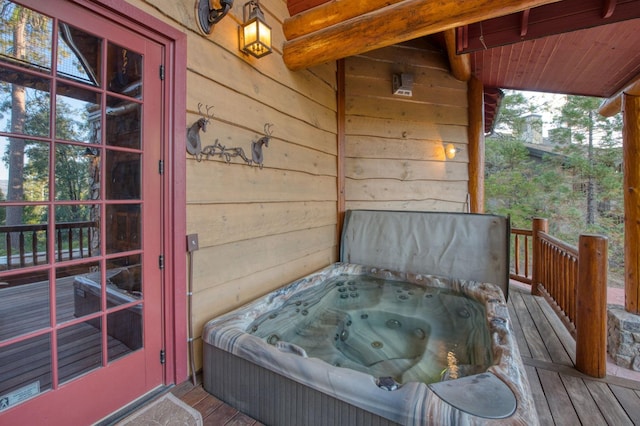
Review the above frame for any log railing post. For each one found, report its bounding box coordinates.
[531,217,548,296]
[575,234,608,378]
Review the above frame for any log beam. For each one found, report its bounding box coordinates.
[598,75,640,117]
[283,0,563,71]
[444,29,471,82]
[467,76,484,212]
[284,0,404,40]
[624,93,640,314]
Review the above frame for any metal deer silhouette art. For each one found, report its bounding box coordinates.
[186,103,213,157]
[187,103,273,168]
[251,123,273,168]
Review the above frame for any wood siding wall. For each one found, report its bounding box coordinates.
[344,44,469,212]
[129,0,338,371]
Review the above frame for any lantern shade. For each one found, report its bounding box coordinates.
[239,2,272,58]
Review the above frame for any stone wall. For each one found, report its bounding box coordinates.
[607,305,640,371]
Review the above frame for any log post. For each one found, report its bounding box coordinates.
[467,76,484,212]
[623,93,640,314]
[531,217,548,296]
[575,234,608,378]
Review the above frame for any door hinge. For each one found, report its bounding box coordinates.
[160,349,166,364]
[159,160,164,175]
[159,64,165,80]
[159,255,164,269]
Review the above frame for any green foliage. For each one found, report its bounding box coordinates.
[485,91,624,271]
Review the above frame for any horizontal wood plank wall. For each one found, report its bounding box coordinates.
[131,0,338,372]
[344,43,469,212]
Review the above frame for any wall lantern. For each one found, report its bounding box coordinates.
[239,0,272,58]
[197,0,234,34]
[445,143,460,160]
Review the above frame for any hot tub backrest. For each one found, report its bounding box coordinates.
[340,210,510,299]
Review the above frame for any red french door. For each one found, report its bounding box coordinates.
[0,1,165,423]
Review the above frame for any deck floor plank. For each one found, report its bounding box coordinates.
[560,374,607,424]
[585,380,635,426]
[509,290,552,361]
[537,368,581,425]
[520,291,574,366]
[608,384,640,425]
[523,364,554,425]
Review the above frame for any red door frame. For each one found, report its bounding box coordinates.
[0,0,187,422]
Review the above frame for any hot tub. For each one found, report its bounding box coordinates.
[202,263,538,425]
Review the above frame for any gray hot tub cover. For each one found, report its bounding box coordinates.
[340,210,510,299]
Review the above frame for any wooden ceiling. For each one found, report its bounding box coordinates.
[286,0,640,130]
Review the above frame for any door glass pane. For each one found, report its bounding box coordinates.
[107,43,142,97]
[0,205,49,271]
[108,305,142,361]
[0,138,50,202]
[106,204,140,254]
[55,143,101,201]
[106,151,140,199]
[0,68,51,138]
[57,321,102,384]
[0,333,51,407]
[55,82,100,143]
[0,2,53,72]
[0,270,50,340]
[56,261,100,324]
[57,23,101,87]
[106,255,141,302]
[54,204,99,261]
[106,96,141,148]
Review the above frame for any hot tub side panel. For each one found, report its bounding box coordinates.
[203,344,401,426]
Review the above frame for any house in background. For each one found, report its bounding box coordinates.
[0,0,639,424]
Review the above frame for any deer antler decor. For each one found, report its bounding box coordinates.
[187,103,273,168]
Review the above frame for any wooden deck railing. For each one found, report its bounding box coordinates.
[511,227,533,285]
[1,221,96,270]
[512,217,608,378]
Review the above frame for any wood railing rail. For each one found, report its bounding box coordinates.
[510,227,533,284]
[1,221,95,269]
[524,217,608,378]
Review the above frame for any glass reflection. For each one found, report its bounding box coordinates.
[0,68,51,137]
[0,138,50,202]
[0,2,53,71]
[55,82,100,143]
[0,205,49,271]
[57,321,102,384]
[106,96,141,149]
[56,262,100,324]
[55,204,99,261]
[106,204,140,254]
[55,143,101,201]
[106,254,141,302]
[108,304,143,361]
[107,43,142,97]
[106,151,140,199]
[0,333,52,401]
[0,270,50,340]
[57,23,101,86]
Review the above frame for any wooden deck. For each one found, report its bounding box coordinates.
[173,284,640,425]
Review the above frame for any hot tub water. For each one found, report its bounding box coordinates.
[247,274,492,386]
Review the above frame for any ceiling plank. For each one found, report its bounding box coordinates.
[283,0,562,71]
[284,0,404,40]
[458,0,640,53]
